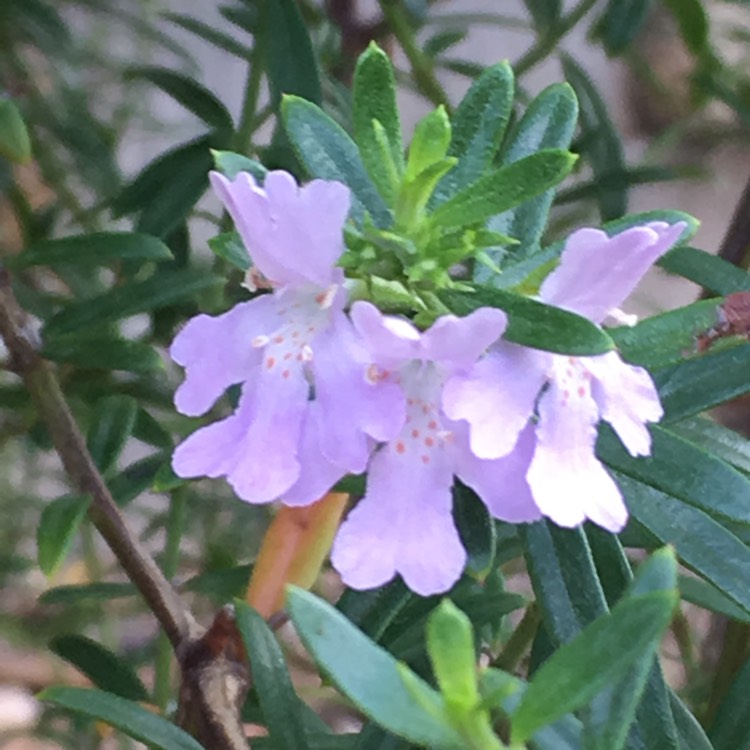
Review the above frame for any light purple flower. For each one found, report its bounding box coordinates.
[171,170,399,505]
[330,301,512,596]
[443,221,686,532]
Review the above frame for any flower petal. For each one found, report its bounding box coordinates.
[281,404,349,506]
[421,307,507,368]
[350,302,421,364]
[210,170,350,288]
[171,296,277,416]
[331,442,466,595]
[527,375,628,532]
[540,221,686,323]
[171,392,255,480]
[455,421,542,523]
[313,313,404,471]
[443,343,548,459]
[583,351,662,456]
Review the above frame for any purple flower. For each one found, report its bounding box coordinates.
[443,221,686,532]
[330,301,509,595]
[171,171,398,505]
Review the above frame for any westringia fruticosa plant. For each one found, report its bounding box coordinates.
[5,2,750,749]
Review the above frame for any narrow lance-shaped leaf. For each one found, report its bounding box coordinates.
[429,149,576,230]
[39,687,205,750]
[86,395,138,474]
[621,472,750,616]
[282,95,392,227]
[510,548,677,744]
[354,42,404,202]
[265,0,322,106]
[286,587,464,748]
[37,495,92,576]
[50,635,149,701]
[562,55,626,220]
[125,66,233,132]
[43,268,222,336]
[596,0,652,56]
[433,62,515,204]
[14,232,173,268]
[441,287,614,355]
[234,602,310,750]
[478,82,578,277]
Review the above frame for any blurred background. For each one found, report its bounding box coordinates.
[3,0,750,746]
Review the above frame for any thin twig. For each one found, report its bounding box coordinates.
[0,271,251,749]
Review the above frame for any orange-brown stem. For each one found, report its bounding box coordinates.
[246,492,349,618]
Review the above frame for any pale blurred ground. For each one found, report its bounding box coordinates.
[3,0,750,744]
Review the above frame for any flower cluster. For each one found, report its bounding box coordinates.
[171,170,684,595]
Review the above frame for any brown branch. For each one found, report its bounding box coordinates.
[0,270,250,749]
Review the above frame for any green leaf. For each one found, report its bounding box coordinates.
[404,108,452,184]
[41,335,162,374]
[114,137,212,238]
[162,12,254,59]
[287,587,464,748]
[679,574,750,623]
[441,287,614,355]
[432,62,514,205]
[659,245,750,296]
[208,231,250,271]
[521,523,608,642]
[670,415,750,476]
[354,43,404,202]
[110,453,170,507]
[610,298,720,370]
[234,602,310,750]
[454,483,496,578]
[430,149,576,230]
[662,0,710,55]
[39,582,136,605]
[426,600,478,711]
[510,549,677,744]
[14,232,173,268]
[211,149,268,182]
[50,635,148,702]
[621,472,750,615]
[584,529,680,750]
[265,0,322,106]
[39,687,205,750]
[336,580,414,643]
[523,0,561,32]
[282,95,392,227]
[562,55,626,220]
[125,66,233,131]
[670,691,714,750]
[43,268,222,336]
[654,342,750,422]
[708,656,750,750]
[0,97,32,163]
[182,566,251,601]
[37,495,91,576]
[86,396,138,474]
[597,0,653,56]
[598,424,750,527]
[478,83,578,275]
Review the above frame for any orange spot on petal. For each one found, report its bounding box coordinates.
[412,429,419,438]
[428,420,438,430]
[282,369,291,379]
[396,441,406,454]
[265,357,276,369]
[425,437,435,447]
[421,455,430,464]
